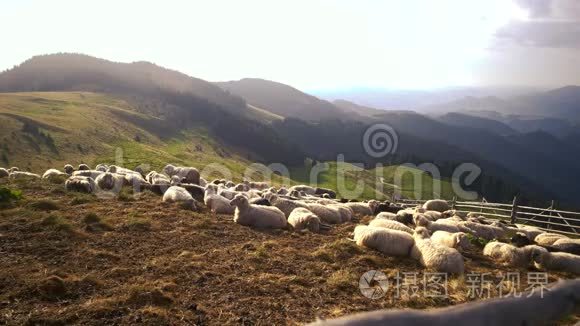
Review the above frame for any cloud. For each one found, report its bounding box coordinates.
[515,0,552,18]
[495,21,580,48]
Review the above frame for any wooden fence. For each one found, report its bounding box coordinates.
[395,197,580,237]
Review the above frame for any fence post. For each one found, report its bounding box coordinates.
[548,200,555,230]
[510,196,518,224]
[451,196,456,210]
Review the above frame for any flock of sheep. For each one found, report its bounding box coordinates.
[2,163,580,325]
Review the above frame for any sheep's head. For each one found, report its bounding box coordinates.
[511,232,532,247]
[9,167,20,172]
[78,164,90,171]
[530,246,549,264]
[170,175,181,185]
[441,210,456,219]
[263,193,277,203]
[414,214,429,227]
[162,164,176,176]
[64,164,74,175]
[454,233,470,250]
[205,184,218,194]
[414,226,430,239]
[230,194,248,208]
[367,200,379,213]
[107,165,118,173]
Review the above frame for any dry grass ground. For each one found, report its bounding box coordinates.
[0,178,578,325]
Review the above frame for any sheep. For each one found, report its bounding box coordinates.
[344,200,379,217]
[414,215,461,234]
[72,170,104,180]
[162,186,196,209]
[0,168,9,178]
[9,171,41,180]
[234,183,250,192]
[65,176,96,193]
[353,225,415,257]
[410,227,464,275]
[217,186,239,200]
[368,218,413,234]
[483,242,546,268]
[288,184,316,195]
[42,169,68,182]
[63,164,75,175]
[124,173,151,192]
[306,203,346,224]
[532,250,580,275]
[287,207,330,233]
[551,238,580,255]
[230,194,287,229]
[147,171,171,185]
[328,203,354,223]
[198,177,207,187]
[277,187,289,195]
[243,180,269,190]
[534,232,568,246]
[374,201,403,214]
[422,199,450,212]
[95,164,108,172]
[78,164,91,171]
[314,187,336,198]
[263,193,309,218]
[458,221,505,241]
[249,197,271,206]
[162,164,200,185]
[515,224,544,240]
[511,232,533,247]
[430,231,470,251]
[422,210,442,221]
[225,181,236,188]
[396,209,415,225]
[94,172,124,192]
[204,184,235,215]
[9,167,19,172]
[306,279,580,326]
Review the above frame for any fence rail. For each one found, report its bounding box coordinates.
[394,197,580,237]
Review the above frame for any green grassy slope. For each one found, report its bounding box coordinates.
[0,92,456,200]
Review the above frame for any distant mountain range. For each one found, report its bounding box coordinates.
[1,53,580,206]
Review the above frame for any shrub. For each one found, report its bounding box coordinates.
[0,187,22,202]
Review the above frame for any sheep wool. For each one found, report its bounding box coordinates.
[95,172,124,192]
[368,218,413,234]
[344,200,379,217]
[483,242,546,268]
[65,176,96,193]
[163,186,195,208]
[63,164,75,175]
[411,227,464,275]
[9,171,41,180]
[353,225,415,257]
[42,169,68,181]
[533,250,580,275]
[288,207,323,233]
[204,185,235,215]
[422,199,450,212]
[264,193,309,218]
[431,231,470,251]
[534,233,568,246]
[162,164,200,185]
[231,194,287,229]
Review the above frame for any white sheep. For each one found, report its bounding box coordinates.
[0,168,9,178]
[552,237,580,246]
[204,184,235,214]
[533,250,580,275]
[243,180,269,190]
[288,207,328,233]
[288,184,317,195]
[63,164,75,175]
[42,169,68,182]
[94,172,124,192]
[430,231,470,251]
[414,215,461,234]
[146,171,171,185]
[307,203,346,224]
[78,163,91,171]
[65,176,96,193]
[263,193,309,218]
[306,279,580,326]
[483,242,546,268]
[328,204,354,223]
[344,200,380,216]
[368,218,413,234]
[515,224,544,241]
[230,194,287,229]
[353,225,415,257]
[162,164,200,185]
[534,232,568,246]
[163,186,196,208]
[422,199,450,212]
[458,221,505,240]
[9,171,41,180]
[410,227,464,275]
[72,170,104,180]
[95,164,108,172]
[8,167,19,172]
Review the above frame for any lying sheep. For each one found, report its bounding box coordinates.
[288,185,316,195]
[230,194,287,229]
[396,209,415,225]
[78,164,91,171]
[533,250,580,275]
[288,207,330,233]
[124,173,151,192]
[414,215,461,234]
[307,203,347,224]
[147,171,171,185]
[353,225,415,257]
[9,171,41,180]
[534,232,568,246]
[411,227,464,275]
[162,164,200,185]
[264,193,309,218]
[249,197,271,206]
[368,218,413,234]
[277,187,289,195]
[422,199,450,212]
[65,176,96,193]
[314,187,336,198]
[204,184,235,214]
[198,177,207,187]
[344,200,379,217]
[8,167,19,172]
[483,242,546,268]
[234,183,250,192]
[162,186,196,209]
[42,169,68,182]
[63,164,75,175]
[306,280,580,326]
[458,221,505,241]
[515,224,544,241]
[94,172,124,192]
[243,180,269,190]
[95,164,108,172]
[431,231,470,251]
[72,170,104,180]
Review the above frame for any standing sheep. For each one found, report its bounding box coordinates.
[353,225,415,257]
[230,194,287,229]
[288,207,330,233]
[411,227,464,275]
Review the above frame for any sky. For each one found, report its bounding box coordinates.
[1,0,579,90]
